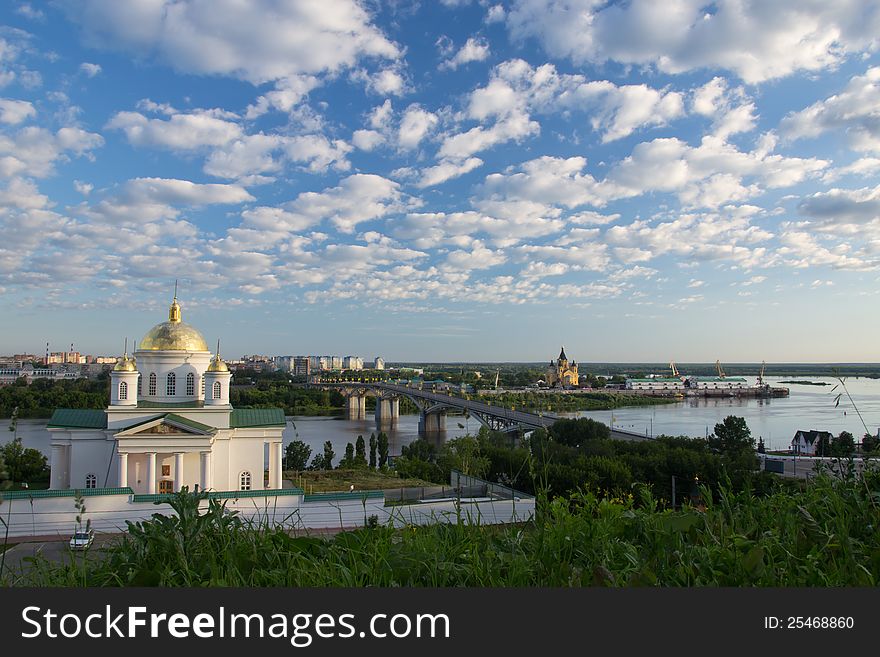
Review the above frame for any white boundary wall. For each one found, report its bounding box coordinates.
[0,491,534,539]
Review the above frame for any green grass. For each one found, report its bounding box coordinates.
[478,391,679,413]
[6,465,880,587]
[287,468,437,493]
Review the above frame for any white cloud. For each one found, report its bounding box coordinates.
[0,126,104,178]
[438,59,685,161]
[441,37,490,70]
[398,105,439,150]
[776,229,878,270]
[780,67,880,153]
[822,157,880,183]
[65,0,399,84]
[606,135,828,208]
[506,0,880,83]
[486,5,506,24]
[0,98,35,124]
[79,62,102,77]
[417,157,483,188]
[203,134,282,180]
[282,174,414,234]
[445,241,507,270]
[605,205,774,267]
[282,135,352,173]
[691,77,757,139]
[73,180,93,196]
[351,129,384,151]
[122,178,254,206]
[106,107,242,150]
[798,184,880,224]
[16,4,45,21]
[244,75,320,119]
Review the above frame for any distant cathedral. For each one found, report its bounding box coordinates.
[547,346,578,387]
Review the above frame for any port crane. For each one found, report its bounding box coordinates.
[715,360,726,378]
[670,360,680,378]
[757,360,766,387]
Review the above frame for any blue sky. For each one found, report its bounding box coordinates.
[2,1,880,362]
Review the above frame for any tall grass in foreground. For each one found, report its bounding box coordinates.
[7,467,880,587]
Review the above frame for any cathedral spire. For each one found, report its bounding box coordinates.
[558,345,567,361]
[168,280,181,323]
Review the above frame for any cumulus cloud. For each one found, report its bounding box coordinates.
[282,135,352,173]
[416,157,483,188]
[441,37,490,70]
[438,59,685,162]
[64,0,399,84]
[351,129,384,151]
[0,98,35,124]
[798,184,880,224]
[0,126,104,178]
[691,77,757,139]
[606,205,774,267]
[258,174,416,234]
[121,178,254,206]
[398,105,438,150]
[821,157,880,183]
[106,106,242,150]
[79,62,101,77]
[506,0,880,83]
[780,67,880,153]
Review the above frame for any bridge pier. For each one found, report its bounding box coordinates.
[419,409,447,434]
[345,394,367,420]
[375,397,399,426]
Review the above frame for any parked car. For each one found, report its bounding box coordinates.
[69,528,94,550]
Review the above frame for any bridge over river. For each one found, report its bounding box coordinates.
[309,381,650,441]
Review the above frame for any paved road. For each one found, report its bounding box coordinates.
[1,533,119,581]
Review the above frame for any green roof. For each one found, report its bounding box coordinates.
[132,487,304,503]
[138,400,205,408]
[116,412,216,435]
[230,407,286,428]
[0,487,132,500]
[303,491,384,502]
[47,408,107,429]
[164,413,216,433]
[628,378,683,383]
[690,376,748,382]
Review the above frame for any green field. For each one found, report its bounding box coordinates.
[6,468,879,586]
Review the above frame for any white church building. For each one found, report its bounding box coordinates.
[1,294,535,539]
[47,294,285,495]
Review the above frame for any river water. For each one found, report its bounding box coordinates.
[4,376,879,459]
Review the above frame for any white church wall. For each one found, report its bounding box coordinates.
[180,452,200,490]
[0,489,535,539]
[206,437,228,491]
[227,436,269,490]
[134,351,212,405]
[68,434,116,489]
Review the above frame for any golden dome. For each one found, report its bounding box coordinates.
[113,356,137,372]
[207,356,229,373]
[139,296,209,352]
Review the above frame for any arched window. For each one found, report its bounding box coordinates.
[166,372,176,396]
[213,381,221,399]
[119,381,128,400]
[186,372,195,396]
[239,471,252,491]
[85,473,97,489]
[148,372,157,396]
